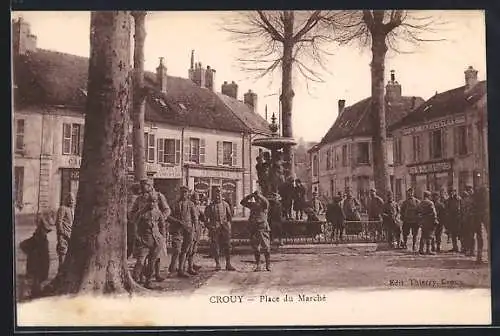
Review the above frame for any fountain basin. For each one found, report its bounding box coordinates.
[252,137,297,151]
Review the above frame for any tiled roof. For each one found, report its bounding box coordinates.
[389,81,487,131]
[13,49,269,134]
[216,93,271,135]
[319,95,424,145]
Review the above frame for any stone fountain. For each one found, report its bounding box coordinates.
[252,113,297,199]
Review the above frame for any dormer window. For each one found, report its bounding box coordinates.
[423,105,432,112]
[179,103,186,110]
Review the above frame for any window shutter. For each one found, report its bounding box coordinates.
[429,132,434,159]
[79,124,85,156]
[149,134,155,162]
[175,139,181,164]
[232,142,238,166]
[200,138,206,164]
[62,123,70,154]
[467,125,473,154]
[217,141,223,165]
[144,133,149,161]
[184,138,191,163]
[349,143,356,167]
[453,127,459,155]
[157,138,164,163]
[368,142,372,165]
[442,129,447,158]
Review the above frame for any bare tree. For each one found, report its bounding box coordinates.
[334,10,444,199]
[223,11,338,177]
[45,11,142,295]
[131,11,147,182]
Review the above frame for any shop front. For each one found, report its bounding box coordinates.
[59,155,81,205]
[407,159,454,197]
[187,166,243,212]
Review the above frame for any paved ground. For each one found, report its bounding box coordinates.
[15,222,490,302]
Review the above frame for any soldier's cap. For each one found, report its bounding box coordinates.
[139,178,153,186]
[213,187,222,193]
[465,185,473,189]
[432,191,440,197]
[423,190,431,197]
[37,213,53,232]
[180,186,189,192]
[407,187,414,192]
[370,188,376,192]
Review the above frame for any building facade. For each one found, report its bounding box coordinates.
[389,66,487,199]
[12,18,271,218]
[310,71,425,207]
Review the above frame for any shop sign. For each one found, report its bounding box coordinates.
[62,156,81,168]
[146,163,181,178]
[408,161,452,175]
[190,168,240,179]
[402,116,466,136]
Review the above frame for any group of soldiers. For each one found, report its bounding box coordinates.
[324,185,489,263]
[127,178,239,288]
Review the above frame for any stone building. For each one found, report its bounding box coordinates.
[12,18,270,218]
[309,71,425,208]
[389,66,487,199]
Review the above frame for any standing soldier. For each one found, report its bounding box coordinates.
[55,193,75,272]
[311,192,324,216]
[168,186,197,278]
[293,179,306,220]
[241,190,271,272]
[417,190,438,255]
[473,185,489,263]
[185,192,204,275]
[431,190,447,253]
[445,188,462,252]
[326,195,345,241]
[367,188,385,239]
[204,187,236,271]
[131,192,165,289]
[342,187,361,221]
[400,187,421,251]
[461,185,476,256]
[382,191,401,248]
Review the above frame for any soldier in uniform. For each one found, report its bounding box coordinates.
[132,192,165,289]
[342,187,361,221]
[382,191,401,248]
[445,188,462,252]
[55,193,75,272]
[241,190,271,272]
[311,192,324,216]
[168,186,198,277]
[473,185,489,263]
[129,178,171,282]
[268,193,284,247]
[185,192,205,275]
[431,190,447,253]
[367,188,385,239]
[461,185,476,256]
[204,187,236,271]
[400,187,421,251]
[417,190,438,255]
[326,195,345,241]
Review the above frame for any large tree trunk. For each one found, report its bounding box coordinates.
[131,11,147,181]
[281,10,295,178]
[370,33,391,200]
[47,11,141,295]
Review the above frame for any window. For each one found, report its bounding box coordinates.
[330,179,335,198]
[334,148,340,168]
[144,132,155,162]
[395,178,403,202]
[341,145,348,167]
[157,138,181,164]
[14,166,24,208]
[189,137,205,164]
[344,176,350,190]
[15,119,25,153]
[412,135,422,162]
[223,142,234,166]
[326,148,332,170]
[312,155,319,177]
[429,129,444,159]
[62,123,83,155]
[357,142,370,165]
[455,125,472,156]
[394,137,402,165]
[458,170,469,193]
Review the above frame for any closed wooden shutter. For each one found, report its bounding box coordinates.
[175,139,181,164]
[200,138,206,164]
[467,124,473,154]
[62,123,71,154]
[349,143,356,167]
[217,141,223,165]
[453,127,459,155]
[157,138,164,163]
[184,138,191,163]
[441,129,447,158]
[232,142,238,166]
[79,124,85,156]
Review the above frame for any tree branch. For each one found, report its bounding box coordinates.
[293,10,322,42]
[257,11,285,42]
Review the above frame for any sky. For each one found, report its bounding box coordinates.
[11,10,486,142]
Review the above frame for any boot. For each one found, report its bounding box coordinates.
[418,239,425,254]
[187,256,198,275]
[254,253,261,272]
[426,241,434,255]
[168,254,179,274]
[436,243,441,254]
[177,253,190,278]
[133,260,145,283]
[214,254,222,271]
[225,254,236,271]
[264,252,271,271]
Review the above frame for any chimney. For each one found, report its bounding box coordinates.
[204,65,215,91]
[156,57,168,93]
[385,70,402,102]
[12,17,38,55]
[244,89,258,113]
[464,65,478,89]
[338,99,346,116]
[221,80,238,99]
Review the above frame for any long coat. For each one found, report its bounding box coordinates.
[55,205,74,256]
[20,228,50,281]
